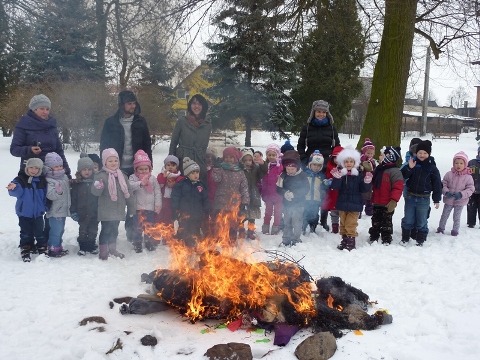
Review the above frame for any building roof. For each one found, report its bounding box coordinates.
[403,111,475,121]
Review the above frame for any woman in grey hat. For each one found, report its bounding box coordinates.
[10,94,71,178]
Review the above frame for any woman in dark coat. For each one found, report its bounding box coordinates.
[297,100,340,167]
[10,94,71,177]
[169,94,211,183]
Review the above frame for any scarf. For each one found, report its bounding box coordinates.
[221,162,241,171]
[312,117,328,126]
[267,159,281,174]
[451,167,472,176]
[372,162,397,189]
[187,114,205,128]
[135,172,153,193]
[162,169,181,198]
[103,166,130,201]
[45,168,66,180]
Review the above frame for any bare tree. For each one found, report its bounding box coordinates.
[449,85,470,108]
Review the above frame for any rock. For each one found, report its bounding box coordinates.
[294,332,336,360]
[79,316,106,326]
[343,304,371,328]
[140,335,158,346]
[204,343,253,360]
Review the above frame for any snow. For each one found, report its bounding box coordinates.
[1,131,480,360]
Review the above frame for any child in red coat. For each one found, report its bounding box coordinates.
[261,144,284,235]
[321,146,343,233]
[156,155,183,227]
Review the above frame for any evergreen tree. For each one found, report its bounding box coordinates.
[290,0,365,132]
[139,38,175,87]
[25,0,100,82]
[205,0,298,146]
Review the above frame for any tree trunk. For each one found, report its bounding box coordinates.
[114,0,128,89]
[244,115,252,147]
[358,0,418,152]
[95,0,108,79]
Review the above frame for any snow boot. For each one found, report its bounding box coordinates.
[271,225,280,235]
[345,236,356,251]
[247,229,257,240]
[451,230,458,236]
[416,231,427,246]
[410,228,417,240]
[109,243,125,258]
[262,224,270,235]
[21,245,31,262]
[400,228,410,246]
[320,210,330,231]
[37,244,48,257]
[331,223,339,234]
[337,235,348,250]
[309,224,317,234]
[48,246,67,258]
[238,227,246,239]
[98,244,108,260]
[30,244,38,254]
[381,234,392,245]
[133,241,143,253]
[436,227,444,234]
[144,240,156,251]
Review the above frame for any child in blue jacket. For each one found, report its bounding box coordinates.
[7,158,48,262]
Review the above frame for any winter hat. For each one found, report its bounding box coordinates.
[78,153,94,172]
[381,146,401,164]
[87,153,101,166]
[280,140,295,154]
[336,145,361,175]
[183,157,200,176]
[163,154,179,166]
[330,146,344,158]
[415,140,432,155]
[265,143,282,160]
[44,152,63,169]
[282,150,301,168]
[409,138,422,154]
[453,151,469,166]
[206,147,218,157]
[307,100,331,123]
[361,138,375,154]
[241,148,254,162]
[102,148,119,166]
[223,146,241,162]
[308,150,324,170]
[24,158,43,177]
[118,90,137,106]
[133,149,151,170]
[29,94,51,111]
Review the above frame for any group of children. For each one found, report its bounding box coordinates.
[8,137,480,262]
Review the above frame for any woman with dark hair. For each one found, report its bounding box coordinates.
[169,94,212,182]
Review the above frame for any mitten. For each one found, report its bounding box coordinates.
[361,161,373,172]
[445,192,453,198]
[284,190,294,201]
[54,182,63,194]
[364,172,373,184]
[330,168,342,179]
[453,192,462,200]
[323,178,332,186]
[70,212,79,222]
[94,179,104,190]
[386,200,397,213]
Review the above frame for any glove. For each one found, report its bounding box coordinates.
[361,161,373,172]
[453,192,462,200]
[70,212,79,222]
[54,182,63,194]
[213,157,222,168]
[445,192,453,198]
[330,168,342,179]
[94,179,104,190]
[364,172,373,184]
[386,200,397,213]
[284,190,294,201]
[238,204,247,218]
[323,178,332,186]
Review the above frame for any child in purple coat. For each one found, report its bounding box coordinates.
[437,151,474,236]
[261,144,284,235]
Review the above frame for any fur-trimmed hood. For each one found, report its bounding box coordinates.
[336,145,361,176]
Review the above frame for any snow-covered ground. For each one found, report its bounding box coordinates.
[1,131,479,360]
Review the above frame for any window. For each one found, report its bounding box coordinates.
[177,89,189,99]
[177,110,187,117]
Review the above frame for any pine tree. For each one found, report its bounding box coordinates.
[139,38,175,87]
[205,0,298,146]
[290,0,366,132]
[25,0,100,82]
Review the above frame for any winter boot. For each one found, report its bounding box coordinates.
[337,235,348,250]
[309,224,317,234]
[108,243,125,259]
[381,234,392,245]
[331,223,339,234]
[48,246,67,258]
[436,227,444,234]
[99,244,109,260]
[416,231,427,246]
[21,245,31,263]
[410,228,417,240]
[368,228,380,243]
[85,241,99,255]
[77,239,89,256]
[345,236,356,251]
[320,210,330,231]
[144,239,156,251]
[133,241,143,253]
[247,229,257,240]
[271,225,280,235]
[238,227,246,239]
[262,224,270,235]
[30,244,38,254]
[451,230,458,236]
[400,228,410,246]
[37,244,48,257]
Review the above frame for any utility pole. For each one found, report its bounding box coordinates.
[421,47,431,137]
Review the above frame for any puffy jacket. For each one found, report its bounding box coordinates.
[401,157,442,203]
[10,110,71,177]
[70,178,98,222]
[261,162,283,203]
[212,166,250,210]
[276,169,309,208]
[331,171,371,212]
[129,173,162,211]
[371,166,404,206]
[468,158,480,194]
[46,176,71,218]
[305,169,326,203]
[8,172,48,218]
[441,169,475,206]
[242,162,268,208]
[171,178,208,222]
[297,119,340,164]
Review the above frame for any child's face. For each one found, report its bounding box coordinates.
[344,158,355,170]
[310,163,322,172]
[454,158,465,172]
[266,151,277,163]
[188,170,200,182]
[224,155,236,164]
[416,150,429,161]
[136,165,150,174]
[206,154,214,165]
[285,164,297,175]
[253,153,262,163]
[105,156,119,170]
[165,162,178,172]
[52,165,63,171]
[26,167,40,176]
[333,156,339,165]
[80,168,93,179]
[315,110,327,119]
[93,163,99,173]
[364,149,375,159]
[243,155,253,167]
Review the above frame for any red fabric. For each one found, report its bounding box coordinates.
[371,173,404,206]
[322,160,339,211]
[227,318,242,332]
[156,172,184,223]
[207,167,218,203]
[264,197,283,226]
[261,162,283,202]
